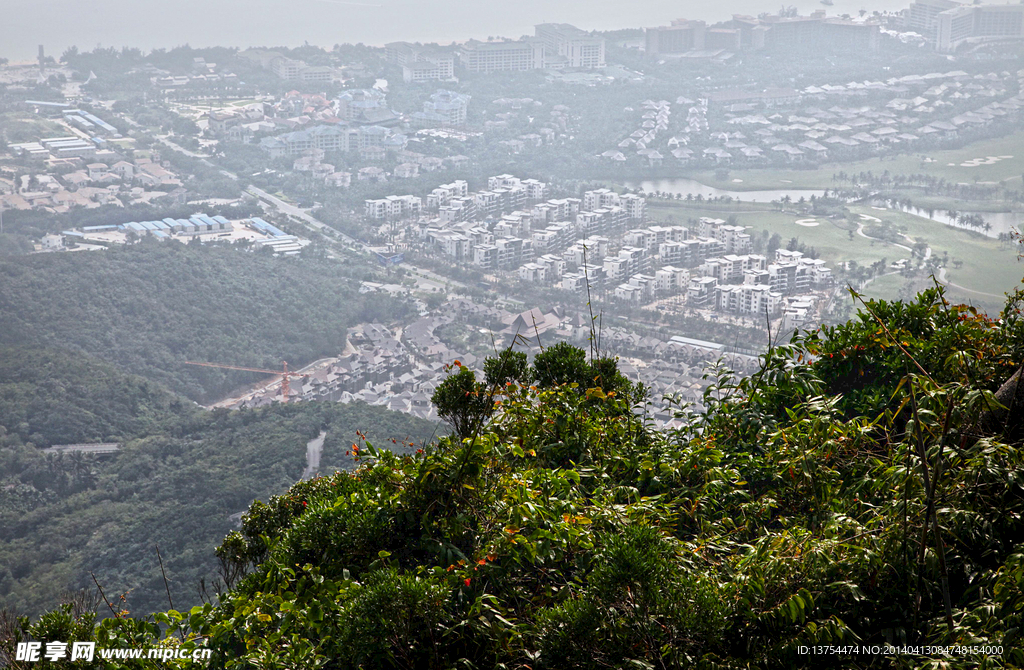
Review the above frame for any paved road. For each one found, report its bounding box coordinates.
[206,356,339,409]
[247,185,467,289]
[158,135,240,181]
[301,430,327,480]
[856,216,1001,297]
[855,218,913,254]
[247,185,357,244]
[937,267,1005,298]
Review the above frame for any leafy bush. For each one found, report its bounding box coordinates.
[6,287,1024,669]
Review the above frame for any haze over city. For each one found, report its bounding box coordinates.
[0,0,922,60]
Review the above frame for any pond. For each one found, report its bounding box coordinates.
[875,201,1023,238]
[626,178,826,203]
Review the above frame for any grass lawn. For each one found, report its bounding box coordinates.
[859,273,929,303]
[0,112,67,143]
[849,206,1021,313]
[678,131,1024,191]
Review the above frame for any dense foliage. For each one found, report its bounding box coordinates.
[0,346,197,447]
[0,243,412,402]
[6,286,1024,668]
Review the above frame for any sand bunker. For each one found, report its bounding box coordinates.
[795,219,820,227]
[859,214,881,222]
[960,155,1012,167]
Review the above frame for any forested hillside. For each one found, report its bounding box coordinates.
[6,285,1022,669]
[0,345,198,447]
[0,242,412,403]
[0,347,437,619]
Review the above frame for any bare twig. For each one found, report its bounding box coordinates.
[90,572,119,618]
[850,289,935,384]
[582,244,598,361]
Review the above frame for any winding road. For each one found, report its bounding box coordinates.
[854,216,1002,298]
[936,267,1005,298]
[301,430,327,480]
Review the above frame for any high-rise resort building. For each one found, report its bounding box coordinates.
[459,39,546,73]
[907,0,1024,51]
[645,20,708,56]
[534,23,606,68]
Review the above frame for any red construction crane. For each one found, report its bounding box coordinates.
[184,360,304,403]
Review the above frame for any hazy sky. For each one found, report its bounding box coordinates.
[3,0,915,61]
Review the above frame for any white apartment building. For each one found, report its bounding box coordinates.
[583,188,621,211]
[620,193,646,221]
[460,39,545,73]
[426,181,470,209]
[489,174,520,190]
[626,229,658,252]
[687,276,718,308]
[563,236,610,266]
[364,194,422,219]
[270,57,304,80]
[535,23,606,68]
[655,266,688,294]
[427,228,472,260]
[782,297,818,332]
[562,272,588,292]
[648,225,688,245]
[715,283,783,315]
[660,237,724,267]
[536,253,566,280]
[768,249,833,294]
[603,246,648,283]
[615,283,646,302]
[519,262,547,282]
[416,90,472,127]
[473,244,498,269]
[522,178,548,201]
[498,211,532,237]
[387,42,456,82]
[698,217,752,254]
[698,254,768,284]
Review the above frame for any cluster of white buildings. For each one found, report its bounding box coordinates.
[238,49,335,82]
[367,174,548,221]
[459,23,606,73]
[385,42,456,83]
[69,214,233,242]
[605,99,676,164]
[625,68,1024,168]
[508,211,833,321]
[411,90,471,128]
[365,180,646,281]
[260,123,408,160]
[424,184,647,277]
[2,138,188,213]
[556,216,746,303]
[686,246,832,320]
